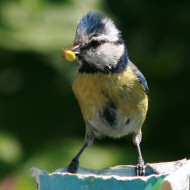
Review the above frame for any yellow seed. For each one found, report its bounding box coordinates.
[65,50,76,62]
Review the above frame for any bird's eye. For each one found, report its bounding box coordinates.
[90,40,100,48]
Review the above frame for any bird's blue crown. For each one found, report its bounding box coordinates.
[76,12,106,35]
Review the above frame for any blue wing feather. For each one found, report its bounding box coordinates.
[129,62,149,93]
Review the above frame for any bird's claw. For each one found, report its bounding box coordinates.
[136,159,145,176]
[68,159,79,173]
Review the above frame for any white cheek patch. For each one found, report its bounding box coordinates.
[85,44,124,70]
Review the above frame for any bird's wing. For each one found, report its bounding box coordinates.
[129,61,149,93]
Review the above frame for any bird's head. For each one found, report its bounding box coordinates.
[64,12,128,73]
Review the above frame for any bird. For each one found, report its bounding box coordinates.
[62,12,149,176]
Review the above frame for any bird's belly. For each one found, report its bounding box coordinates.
[86,109,140,138]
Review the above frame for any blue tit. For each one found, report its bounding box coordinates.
[65,12,149,176]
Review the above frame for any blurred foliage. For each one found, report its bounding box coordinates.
[0,0,190,189]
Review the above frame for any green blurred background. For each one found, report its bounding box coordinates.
[0,0,190,189]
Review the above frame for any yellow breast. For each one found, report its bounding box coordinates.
[72,66,148,126]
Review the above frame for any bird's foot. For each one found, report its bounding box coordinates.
[68,159,79,173]
[136,159,145,176]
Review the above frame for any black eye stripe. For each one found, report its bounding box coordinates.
[87,40,107,49]
[90,40,100,48]
[113,38,124,45]
[80,39,121,51]
[89,39,122,47]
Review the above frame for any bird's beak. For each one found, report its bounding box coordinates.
[71,45,80,55]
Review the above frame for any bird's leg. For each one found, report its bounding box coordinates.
[136,142,145,176]
[132,132,145,176]
[68,129,94,173]
[67,142,88,173]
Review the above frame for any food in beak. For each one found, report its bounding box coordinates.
[61,45,80,62]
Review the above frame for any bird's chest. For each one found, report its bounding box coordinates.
[72,72,148,137]
[72,73,107,121]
